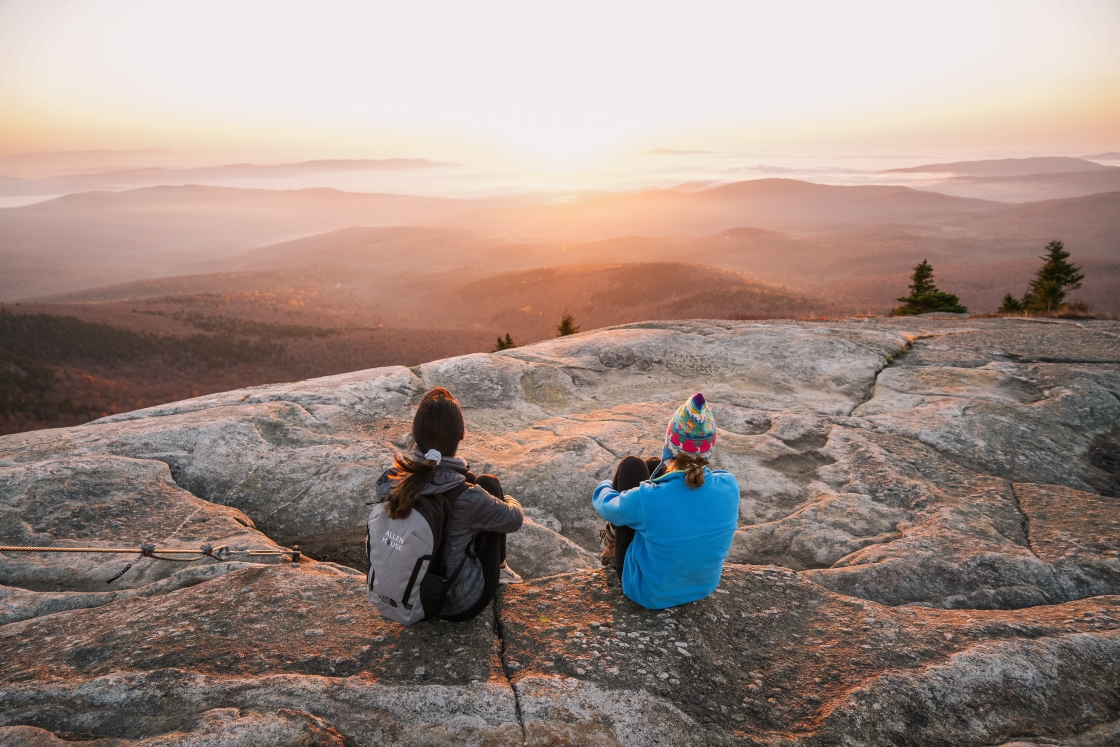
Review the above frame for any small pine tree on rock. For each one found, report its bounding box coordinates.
[998,293,1024,314]
[908,259,937,296]
[557,312,580,337]
[493,333,515,352]
[1024,240,1083,313]
[892,259,968,316]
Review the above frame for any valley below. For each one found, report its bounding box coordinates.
[4,167,1119,435]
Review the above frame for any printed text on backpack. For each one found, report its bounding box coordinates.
[365,482,469,624]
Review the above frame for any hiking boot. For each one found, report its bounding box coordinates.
[498,564,523,584]
[599,523,616,567]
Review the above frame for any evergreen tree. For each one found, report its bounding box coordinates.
[1024,240,1083,313]
[907,259,937,296]
[998,293,1024,314]
[892,259,968,316]
[493,333,515,351]
[557,312,580,336]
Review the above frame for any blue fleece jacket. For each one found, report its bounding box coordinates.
[592,469,740,609]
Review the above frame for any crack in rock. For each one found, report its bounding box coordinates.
[493,594,528,746]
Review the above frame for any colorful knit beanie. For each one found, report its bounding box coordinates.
[662,392,716,462]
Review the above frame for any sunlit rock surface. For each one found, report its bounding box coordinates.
[1,317,1118,745]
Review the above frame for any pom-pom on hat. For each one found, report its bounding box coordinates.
[663,392,717,460]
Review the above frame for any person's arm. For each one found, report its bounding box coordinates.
[467,486,524,534]
[592,481,645,529]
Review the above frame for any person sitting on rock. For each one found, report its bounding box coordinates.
[376,386,524,621]
[593,392,740,609]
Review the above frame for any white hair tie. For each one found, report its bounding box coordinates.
[423,449,442,465]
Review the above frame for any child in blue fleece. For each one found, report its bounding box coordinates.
[592,393,740,609]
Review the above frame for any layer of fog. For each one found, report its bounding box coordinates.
[4,149,1118,203]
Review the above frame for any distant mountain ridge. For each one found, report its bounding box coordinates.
[449,177,1002,240]
[454,262,816,338]
[0,148,178,178]
[644,148,714,155]
[886,156,1110,176]
[77,158,453,179]
[0,186,485,299]
[4,180,1119,313]
[0,158,455,198]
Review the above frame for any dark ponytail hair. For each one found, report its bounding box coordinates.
[386,387,465,519]
[669,454,708,488]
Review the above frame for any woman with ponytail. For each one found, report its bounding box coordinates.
[592,393,740,609]
[375,387,524,622]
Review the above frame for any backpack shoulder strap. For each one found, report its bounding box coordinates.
[412,481,470,572]
[433,481,475,596]
[434,480,469,555]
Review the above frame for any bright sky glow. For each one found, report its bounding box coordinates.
[1,0,1118,166]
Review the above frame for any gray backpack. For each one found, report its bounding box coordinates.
[365,482,470,625]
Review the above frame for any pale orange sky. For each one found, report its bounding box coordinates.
[1,0,1118,167]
